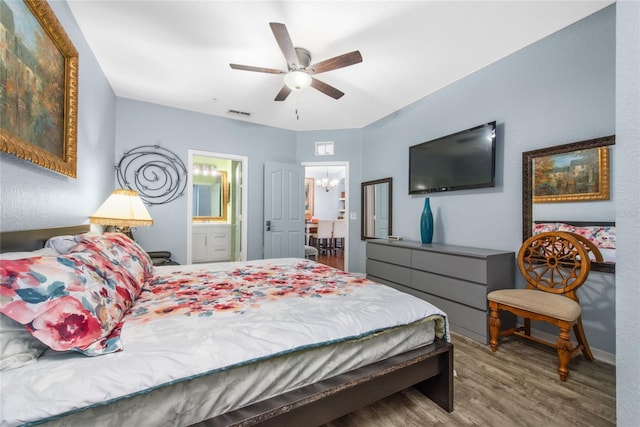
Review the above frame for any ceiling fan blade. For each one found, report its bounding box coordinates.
[311,78,344,99]
[230,64,284,74]
[274,85,292,101]
[309,51,362,75]
[270,22,299,70]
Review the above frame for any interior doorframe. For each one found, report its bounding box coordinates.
[302,160,350,272]
[187,150,248,264]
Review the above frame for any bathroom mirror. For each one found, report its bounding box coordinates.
[193,171,228,222]
[523,135,615,273]
[361,177,392,240]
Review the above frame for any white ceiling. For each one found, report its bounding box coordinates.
[67,1,613,132]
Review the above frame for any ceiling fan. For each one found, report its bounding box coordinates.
[230,23,363,101]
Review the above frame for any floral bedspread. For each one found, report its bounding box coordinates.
[129,260,368,322]
[1,259,448,427]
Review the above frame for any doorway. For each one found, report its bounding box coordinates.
[186,150,248,264]
[303,161,349,271]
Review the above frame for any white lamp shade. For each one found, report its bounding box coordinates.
[284,70,312,91]
[89,189,153,227]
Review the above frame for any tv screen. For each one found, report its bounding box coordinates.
[409,121,496,194]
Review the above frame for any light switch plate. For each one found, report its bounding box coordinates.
[349,212,357,220]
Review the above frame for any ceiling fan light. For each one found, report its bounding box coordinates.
[284,70,312,91]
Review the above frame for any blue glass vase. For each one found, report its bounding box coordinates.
[420,197,434,244]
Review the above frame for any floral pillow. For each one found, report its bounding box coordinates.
[0,246,141,356]
[532,222,561,234]
[71,233,153,296]
[0,249,57,371]
[557,224,616,249]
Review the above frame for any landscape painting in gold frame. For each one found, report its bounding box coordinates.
[0,0,78,178]
[532,146,610,203]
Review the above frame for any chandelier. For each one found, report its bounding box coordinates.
[317,169,339,192]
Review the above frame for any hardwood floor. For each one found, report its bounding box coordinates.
[317,252,344,271]
[324,332,616,427]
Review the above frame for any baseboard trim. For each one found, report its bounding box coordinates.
[528,327,615,366]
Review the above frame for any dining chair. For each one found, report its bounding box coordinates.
[332,219,346,254]
[487,231,603,381]
[312,220,334,255]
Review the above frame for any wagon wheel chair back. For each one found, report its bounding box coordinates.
[487,231,603,381]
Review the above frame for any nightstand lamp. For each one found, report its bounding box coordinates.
[89,189,153,239]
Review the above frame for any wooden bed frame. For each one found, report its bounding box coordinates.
[0,225,454,426]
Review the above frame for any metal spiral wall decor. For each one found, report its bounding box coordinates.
[116,145,187,205]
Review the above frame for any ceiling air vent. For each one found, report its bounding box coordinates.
[227,109,251,117]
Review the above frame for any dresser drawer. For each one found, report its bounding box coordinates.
[411,250,487,284]
[366,243,411,267]
[366,259,411,286]
[382,283,488,341]
[426,294,487,339]
[411,270,487,310]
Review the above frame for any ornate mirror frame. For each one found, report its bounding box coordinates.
[522,135,615,273]
[361,177,393,240]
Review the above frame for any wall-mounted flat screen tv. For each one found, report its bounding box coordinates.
[409,121,496,194]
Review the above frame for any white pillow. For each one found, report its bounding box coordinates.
[0,248,57,371]
[0,315,49,371]
[44,235,78,254]
[44,232,100,254]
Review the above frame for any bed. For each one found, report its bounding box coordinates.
[0,225,453,427]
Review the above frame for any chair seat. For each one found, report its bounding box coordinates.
[488,289,581,322]
[304,245,318,261]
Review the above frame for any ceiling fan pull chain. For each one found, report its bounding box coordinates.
[295,96,300,121]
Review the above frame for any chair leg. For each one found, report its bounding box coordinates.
[556,324,573,382]
[573,316,595,361]
[488,301,501,352]
[523,318,531,336]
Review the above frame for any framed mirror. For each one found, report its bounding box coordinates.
[193,171,229,222]
[361,177,392,240]
[523,135,615,273]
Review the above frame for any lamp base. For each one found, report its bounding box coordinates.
[106,226,134,240]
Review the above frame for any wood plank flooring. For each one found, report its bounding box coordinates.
[324,332,616,427]
[317,252,344,271]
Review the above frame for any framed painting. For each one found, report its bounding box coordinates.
[305,177,315,218]
[529,138,612,203]
[0,0,79,178]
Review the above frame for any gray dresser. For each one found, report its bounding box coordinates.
[366,239,515,344]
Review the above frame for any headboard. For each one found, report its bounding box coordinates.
[0,225,90,253]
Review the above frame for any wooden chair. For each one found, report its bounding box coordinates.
[332,219,346,254]
[487,231,603,381]
[311,220,334,255]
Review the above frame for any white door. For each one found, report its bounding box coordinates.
[264,162,305,259]
[375,182,390,237]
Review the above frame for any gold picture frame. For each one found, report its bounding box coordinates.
[305,177,315,219]
[531,144,610,203]
[0,0,79,178]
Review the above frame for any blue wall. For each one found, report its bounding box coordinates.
[614,1,640,423]
[0,1,116,231]
[114,98,297,262]
[359,6,616,356]
[296,129,363,268]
